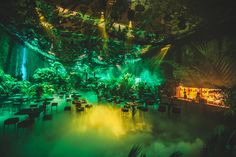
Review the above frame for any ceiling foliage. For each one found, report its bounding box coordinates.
[0,0,234,64]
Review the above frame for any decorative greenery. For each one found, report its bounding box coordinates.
[128,144,143,157]
[28,83,54,97]
[32,65,71,91]
[95,73,161,103]
[0,69,32,95]
[173,39,236,88]
[0,69,17,95]
[0,0,203,64]
[223,87,236,117]
[11,80,31,95]
[127,144,183,157]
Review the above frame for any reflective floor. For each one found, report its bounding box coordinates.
[0,92,224,157]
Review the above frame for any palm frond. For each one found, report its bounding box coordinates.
[169,151,183,157]
[175,38,236,88]
[128,144,143,157]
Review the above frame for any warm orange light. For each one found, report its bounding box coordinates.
[176,86,226,107]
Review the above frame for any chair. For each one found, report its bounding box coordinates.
[31,108,44,118]
[124,104,131,109]
[85,104,93,108]
[17,119,34,134]
[121,107,129,117]
[107,98,113,103]
[75,102,82,108]
[15,108,32,115]
[158,105,167,113]
[45,97,54,101]
[34,99,42,103]
[157,105,167,117]
[42,102,50,113]
[64,106,72,111]
[43,101,51,106]
[30,104,38,108]
[137,106,148,112]
[66,98,72,102]
[76,107,85,112]
[51,103,58,111]
[80,99,87,104]
[172,106,182,119]
[43,114,53,121]
[121,107,129,112]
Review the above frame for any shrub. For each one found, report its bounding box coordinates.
[33,67,71,91]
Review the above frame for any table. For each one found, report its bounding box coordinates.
[126,102,139,107]
[4,117,20,128]
[44,97,54,101]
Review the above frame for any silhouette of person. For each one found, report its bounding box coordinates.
[184,88,187,99]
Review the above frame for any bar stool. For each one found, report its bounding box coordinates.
[172,106,182,120]
[158,105,167,116]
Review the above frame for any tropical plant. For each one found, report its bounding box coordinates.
[173,39,236,88]
[201,125,236,157]
[33,66,71,91]
[128,145,143,157]
[128,144,183,157]
[169,151,183,157]
[28,83,54,97]
[70,72,83,89]
[11,80,31,95]
[223,86,236,117]
[0,69,16,95]
[118,73,136,98]
[0,85,4,94]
